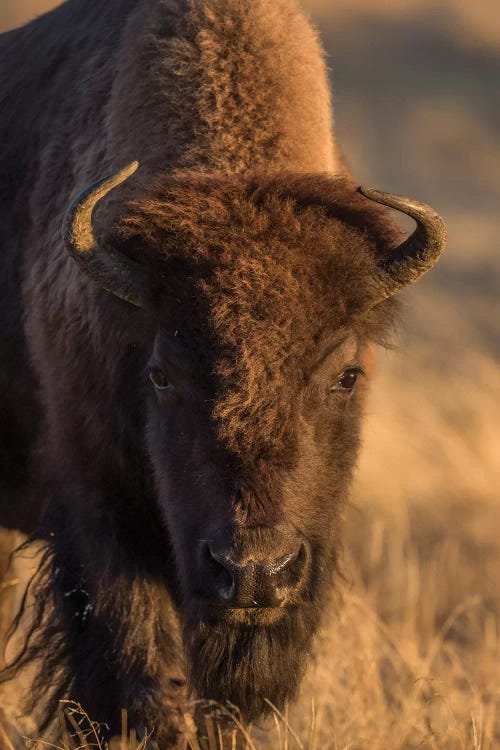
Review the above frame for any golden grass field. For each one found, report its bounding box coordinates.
[1,1,499,748]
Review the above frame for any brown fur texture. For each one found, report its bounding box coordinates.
[117,172,399,461]
[0,0,401,745]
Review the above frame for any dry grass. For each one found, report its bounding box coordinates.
[1,0,499,748]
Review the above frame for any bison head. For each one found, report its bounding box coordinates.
[63,164,446,719]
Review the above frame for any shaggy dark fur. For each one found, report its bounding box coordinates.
[0,0,402,745]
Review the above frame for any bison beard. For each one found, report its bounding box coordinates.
[184,605,319,720]
[5,530,331,735]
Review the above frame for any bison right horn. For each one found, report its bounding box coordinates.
[357,186,447,305]
[63,162,149,307]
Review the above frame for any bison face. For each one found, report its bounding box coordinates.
[144,324,369,718]
[63,167,445,720]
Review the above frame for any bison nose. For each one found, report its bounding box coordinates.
[199,541,309,608]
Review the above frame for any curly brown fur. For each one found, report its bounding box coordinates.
[118,171,400,461]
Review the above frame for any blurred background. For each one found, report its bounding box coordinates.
[1,1,499,748]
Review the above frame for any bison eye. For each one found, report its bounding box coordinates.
[332,367,364,394]
[149,368,170,390]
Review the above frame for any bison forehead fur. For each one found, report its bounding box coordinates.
[117,172,399,459]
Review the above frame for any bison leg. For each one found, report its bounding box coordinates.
[24,482,187,746]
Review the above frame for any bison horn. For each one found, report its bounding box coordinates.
[357,186,447,303]
[63,161,148,307]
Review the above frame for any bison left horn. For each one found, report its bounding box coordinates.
[63,161,148,307]
[357,186,447,304]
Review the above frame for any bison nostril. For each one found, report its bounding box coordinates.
[268,543,308,601]
[202,543,235,600]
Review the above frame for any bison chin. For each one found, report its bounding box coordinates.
[183,604,319,721]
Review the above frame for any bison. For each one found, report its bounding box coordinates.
[0,0,446,744]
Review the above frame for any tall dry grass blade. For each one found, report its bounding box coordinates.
[471,709,482,750]
[263,700,303,750]
[216,723,224,750]
[58,705,73,750]
[308,698,317,750]
[135,728,156,750]
[121,710,127,750]
[270,710,283,750]
[64,711,92,750]
[183,712,202,750]
[204,715,218,750]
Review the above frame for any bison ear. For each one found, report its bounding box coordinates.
[62,162,151,307]
[357,186,447,306]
